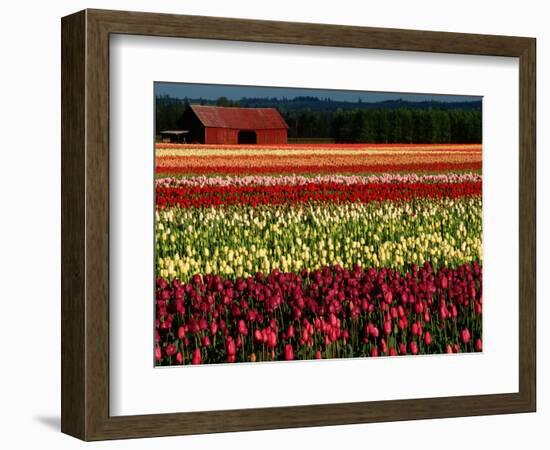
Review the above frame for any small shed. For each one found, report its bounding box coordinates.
[181,105,288,145]
[159,130,189,143]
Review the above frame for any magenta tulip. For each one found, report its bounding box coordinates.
[461,328,471,344]
[284,344,294,360]
[227,338,236,356]
[165,343,176,357]
[475,338,483,352]
[238,319,248,335]
[210,321,218,335]
[267,331,277,349]
[424,331,432,346]
[155,345,162,361]
[287,324,295,338]
[191,348,202,365]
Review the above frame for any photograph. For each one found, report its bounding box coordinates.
[154,82,483,366]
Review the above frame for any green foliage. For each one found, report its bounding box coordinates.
[155,95,189,132]
[330,108,481,143]
[216,96,241,107]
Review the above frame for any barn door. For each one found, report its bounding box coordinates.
[238,130,257,144]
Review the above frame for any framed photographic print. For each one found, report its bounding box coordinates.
[61,9,536,440]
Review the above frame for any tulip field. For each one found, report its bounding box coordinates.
[155,143,483,365]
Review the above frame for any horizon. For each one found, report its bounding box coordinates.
[155,82,482,104]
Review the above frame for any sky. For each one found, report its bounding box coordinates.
[155,82,481,103]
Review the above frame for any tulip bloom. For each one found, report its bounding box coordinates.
[451,304,458,318]
[210,321,218,335]
[226,338,237,356]
[398,318,406,331]
[475,302,482,315]
[165,343,176,357]
[461,328,471,344]
[475,338,483,352]
[238,319,248,335]
[424,331,432,346]
[155,345,162,361]
[397,305,405,318]
[287,325,295,338]
[440,304,448,320]
[191,348,202,365]
[267,331,277,349]
[284,344,295,360]
[302,328,309,342]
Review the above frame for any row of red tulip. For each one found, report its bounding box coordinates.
[155,261,482,365]
[156,181,481,209]
[156,161,482,176]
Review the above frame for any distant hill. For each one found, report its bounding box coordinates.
[158,94,481,112]
[237,96,481,112]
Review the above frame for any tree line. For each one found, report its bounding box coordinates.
[285,108,481,144]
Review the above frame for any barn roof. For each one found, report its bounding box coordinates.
[190,105,288,130]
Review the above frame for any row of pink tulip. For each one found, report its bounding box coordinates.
[155,262,482,365]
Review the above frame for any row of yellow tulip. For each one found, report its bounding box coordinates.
[156,197,482,281]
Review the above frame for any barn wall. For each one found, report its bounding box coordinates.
[204,127,288,145]
[256,129,287,145]
[181,108,206,143]
[205,127,239,144]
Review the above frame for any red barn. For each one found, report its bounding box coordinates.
[182,105,288,145]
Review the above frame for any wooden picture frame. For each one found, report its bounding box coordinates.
[61,8,536,441]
